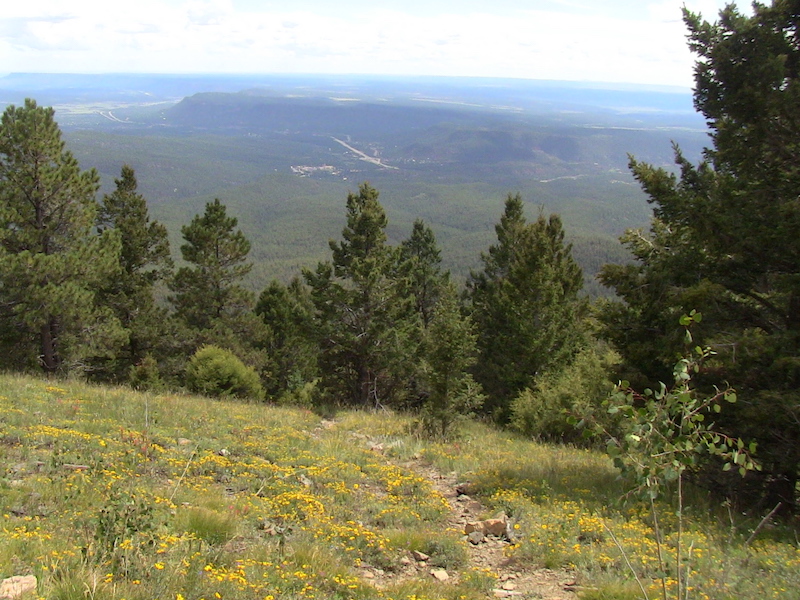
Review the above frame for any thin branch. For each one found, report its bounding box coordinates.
[169,446,198,503]
[745,502,783,546]
[603,521,651,600]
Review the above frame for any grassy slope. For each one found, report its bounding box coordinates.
[1,374,798,599]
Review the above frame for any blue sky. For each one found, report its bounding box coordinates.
[1,0,732,87]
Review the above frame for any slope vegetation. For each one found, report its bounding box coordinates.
[1,375,796,599]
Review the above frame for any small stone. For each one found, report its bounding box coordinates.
[502,582,517,591]
[0,575,37,599]
[362,571,375,579]
[492,590,511,598]
[464,521,483,535]
[465,500,483,513]
[482,517,508,537]
[467,531,485,545]
[400,556,412,566]
[430,569,449,582]
[177,438,192,446]
[218,448,230,457]
[411,550,429,562]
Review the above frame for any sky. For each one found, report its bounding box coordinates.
[1,0,734,88]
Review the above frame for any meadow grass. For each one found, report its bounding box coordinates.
[0,373,798,600]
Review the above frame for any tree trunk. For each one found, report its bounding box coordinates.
[40,319,59,373]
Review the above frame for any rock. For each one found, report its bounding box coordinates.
[400,556,412,566]
[218,448,230,457]
[467,530,485,545]
[411,550,430,561]
[464,521,483,535]
[502,581,517,591]
[362,571,375,579]
[177,438,192,446]
[465,515,508,537]
[430,569,449,582]
[482,517,508,537]
[0,575,37,599]
[492,591,511,598]
[455,482,474,495]
[465,500,483,513]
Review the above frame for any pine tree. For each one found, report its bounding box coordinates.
[600,1,800,511]
[418,282,484,438]
[94,165,173,381]
[304,183,417,407]
[255,278,318,398]
[170,199,268,373]
[399,219,449,328]
[170,198,253,332]
[468,193,585,421]
[0,99,124,373]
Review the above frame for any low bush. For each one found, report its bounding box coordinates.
[511,343,618,444]
[185,345,264,400]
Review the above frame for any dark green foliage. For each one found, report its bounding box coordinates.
[255,278,318,399]
[468,193,586,422]
[185,344,264,400]
[0,99,124,373]
[600,2,800,511]
[417,283,484,439]
[93,165,173,382]
[170,198,253,332]
[511,341,618,444]
[304,183,418,407]
[169,198,269,374]
[399,219,449,328]
[127,354,165,392]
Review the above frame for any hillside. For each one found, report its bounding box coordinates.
[1,374,797,599]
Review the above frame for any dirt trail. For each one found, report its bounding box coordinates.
[322,420,581,598]
[409,460,580,599]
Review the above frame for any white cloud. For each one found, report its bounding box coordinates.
[0,0,736,85]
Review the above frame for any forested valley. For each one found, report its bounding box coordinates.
[1,0,799,564]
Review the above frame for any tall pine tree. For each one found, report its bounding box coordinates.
[170,198,268,372]
[399,219,449,328]
[468,193,585,421]
[94,165,173,381]
[171,198,253,332]
[304,183,417,407]
[600,1,800,511]
[0,99,123,373]
[418,282,484,438]
[255,278,318,398]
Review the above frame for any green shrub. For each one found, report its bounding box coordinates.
[185,345,265,400]
[511,343,618,444]
[128,354,165,391]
